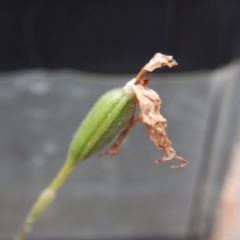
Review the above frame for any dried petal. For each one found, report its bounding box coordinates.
[132,79,187,169]
[101,53,187,169]
[134,53,178,85]
[143,53,178,72]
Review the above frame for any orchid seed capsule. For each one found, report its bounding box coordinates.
[67,87,136,166]
[14,53,187,240]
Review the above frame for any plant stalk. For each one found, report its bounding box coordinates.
[14,158,74,240]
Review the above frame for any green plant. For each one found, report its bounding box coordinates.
[14,53,187,240]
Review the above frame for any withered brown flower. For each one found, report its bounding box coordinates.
[100,53,187,169]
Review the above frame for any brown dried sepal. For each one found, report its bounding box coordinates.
[132,78,187,169]
[143,52,178,71]
[99,53,187,169]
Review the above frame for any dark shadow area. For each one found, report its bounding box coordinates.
[0,0,239,73]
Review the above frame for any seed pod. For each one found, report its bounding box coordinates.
[67,88,136,166]
[14,53,187,240]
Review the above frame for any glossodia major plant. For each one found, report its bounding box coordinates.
[14,53,187,240]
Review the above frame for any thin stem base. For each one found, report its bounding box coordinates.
[14,160,74,240]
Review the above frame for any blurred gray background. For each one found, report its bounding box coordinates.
[1,1,240,240]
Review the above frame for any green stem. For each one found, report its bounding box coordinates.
[14,158,74,240]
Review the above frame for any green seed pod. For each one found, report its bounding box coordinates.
[14,53,184,240]
[68,87,136,166]
[14,87,136,240]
